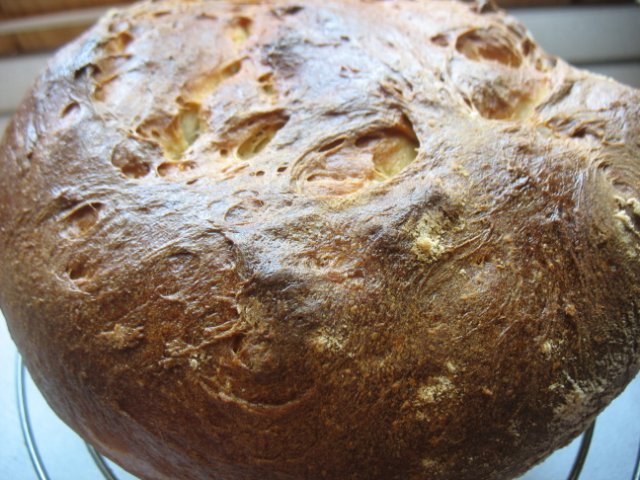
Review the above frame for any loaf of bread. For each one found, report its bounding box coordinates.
[1,0,639,478]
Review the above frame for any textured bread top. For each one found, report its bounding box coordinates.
[1,1,640,479]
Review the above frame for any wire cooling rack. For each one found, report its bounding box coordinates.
[15,354,640,480]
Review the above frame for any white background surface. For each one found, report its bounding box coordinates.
[1,4,639,480]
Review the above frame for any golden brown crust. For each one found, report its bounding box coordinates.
[1,1,640,479]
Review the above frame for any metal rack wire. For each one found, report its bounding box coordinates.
[15,354,640,480]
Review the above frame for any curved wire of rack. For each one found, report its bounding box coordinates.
[15,354,639,480]
[16,355,50,480]
[633,440,640,480]
[16,354,118,480]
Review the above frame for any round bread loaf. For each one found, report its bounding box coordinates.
[1,1,640,479]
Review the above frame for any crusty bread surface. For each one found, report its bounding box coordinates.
[1,1,640,479]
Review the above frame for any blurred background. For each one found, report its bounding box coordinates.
[0,1,639,480]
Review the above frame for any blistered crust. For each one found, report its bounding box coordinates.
[1,1,639,479]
